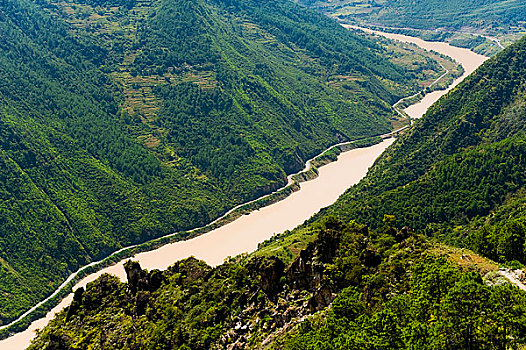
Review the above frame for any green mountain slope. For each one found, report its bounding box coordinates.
[321,37,526,259]
[27,218,526,350]
[0,0,441,324]
[26,33,526,350]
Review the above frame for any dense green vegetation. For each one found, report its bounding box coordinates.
[0,0,226,321]
[470,217,526,264]
[322,37,526,253]
[325,137,525,238]
[27,217,526,349]
[281,258,525,350]
[0,0,445,325]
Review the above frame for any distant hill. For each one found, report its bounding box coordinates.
[298,0,526,31]
[297,0,526,55]
[0,0,437,324]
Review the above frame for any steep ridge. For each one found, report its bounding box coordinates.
[0,0,440,324]
[322,36,526,249]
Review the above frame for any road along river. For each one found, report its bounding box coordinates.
[1,27,489,349]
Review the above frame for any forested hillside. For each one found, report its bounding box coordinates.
[322,36,526,262]
[0,0,444,325]
[26,33,526,350]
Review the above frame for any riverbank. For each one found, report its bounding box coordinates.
[349,24,504,56]
[0,137,397,348]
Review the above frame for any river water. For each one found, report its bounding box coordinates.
[2,27,489,349]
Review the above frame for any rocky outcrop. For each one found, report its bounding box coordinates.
[258,257,285,299]
[286,224,340,291]
[124,260,165,294]
[168,257,212,284]
[124,260,148,294]
[396,226,411,243]
[46,333,70,350]
[39,218,416,350]
[135,291,150,316]
[64,274,123,318]
[307,281,334,312]
[66,287,84,321]
[316,227,340,263]
[123,261,168,316]
[219,229,345,349]
[286,246,321,291]
[360,248,381,267]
